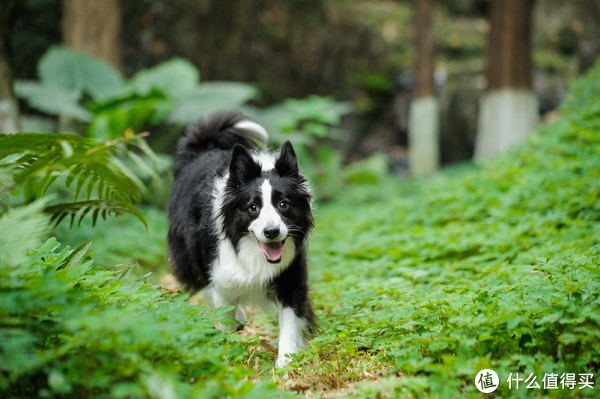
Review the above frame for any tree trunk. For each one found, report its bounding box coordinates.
[576,0,600,74]
[474,0,537,161]
[62,0,122,71]
[0,1,19,134]
[408,0,439,176]
[414,0,435,99]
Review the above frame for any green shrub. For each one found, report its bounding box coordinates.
[14,48,357,202]
[0,235,282,398]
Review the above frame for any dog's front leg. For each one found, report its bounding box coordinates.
[211,288,244,331]
[276,305,307,368]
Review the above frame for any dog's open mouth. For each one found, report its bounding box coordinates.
[258,239,286,263]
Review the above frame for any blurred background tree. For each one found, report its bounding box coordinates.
[408,0,439,176]
[0,0,19,134]
[474,0,537,161]
[63,0,123,71]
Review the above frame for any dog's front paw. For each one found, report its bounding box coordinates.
[215,320,242,332]
[275,356,290,368]
[235,308,247,326]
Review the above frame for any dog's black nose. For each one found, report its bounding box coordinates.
[264,226,280,240]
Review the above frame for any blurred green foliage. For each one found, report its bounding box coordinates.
[15,47,259,141]
[53,205,168,282]
[560,59,600,116]
[14,48,364,201]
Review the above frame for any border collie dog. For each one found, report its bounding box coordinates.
[167,111,317,367]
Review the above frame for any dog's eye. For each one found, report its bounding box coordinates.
[278,201,289,210]
[248,203,260,214]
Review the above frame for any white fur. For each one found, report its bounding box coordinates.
[249,180,288,242]
[251,151,276,172]
[210,235,295,291]
[251,150,314,208]
[276,306,308,367]
[234,120,269,149]
[211,173,228,240]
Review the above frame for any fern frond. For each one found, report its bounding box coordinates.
[0,133,94,159]
[0,132,152,229]
[0,198,52,268]
[57,241,92,271]
[45,200,146,229]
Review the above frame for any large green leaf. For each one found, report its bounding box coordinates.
[14,81,92,121]
[125,58,199,98]
[167,81,258,125]
[38,46,124,102]
[276,95,353,135]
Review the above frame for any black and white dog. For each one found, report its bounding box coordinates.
[167,111,316,367]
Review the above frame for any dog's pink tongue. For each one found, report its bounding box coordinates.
[259,241,284,261]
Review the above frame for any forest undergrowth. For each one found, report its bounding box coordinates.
[2,64,600,399]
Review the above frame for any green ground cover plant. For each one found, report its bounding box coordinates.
[0,235,280,398]
[285,63,600,397]
[3,61,600,399]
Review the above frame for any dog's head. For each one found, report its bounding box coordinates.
[220,141,314,265]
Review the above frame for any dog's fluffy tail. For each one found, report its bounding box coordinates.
[175,111,268,173]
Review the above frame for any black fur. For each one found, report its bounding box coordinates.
[167,111,316,336]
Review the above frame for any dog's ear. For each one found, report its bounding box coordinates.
[229,144,261,185]
[275,140,299,177]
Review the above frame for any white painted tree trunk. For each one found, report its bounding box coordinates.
[474,88,538,161]
[408,96,440,177]
[0,98,19,134]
